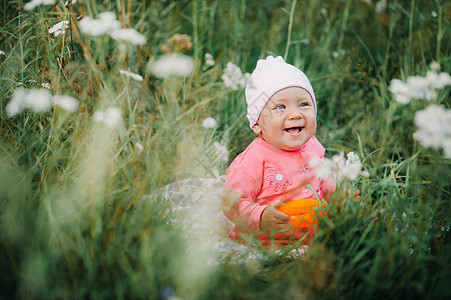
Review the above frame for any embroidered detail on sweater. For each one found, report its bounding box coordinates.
[301,163,310,173]
[265,168,290,192]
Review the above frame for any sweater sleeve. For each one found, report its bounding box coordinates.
[222,164,267,232]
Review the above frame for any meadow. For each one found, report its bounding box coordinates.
[0,0,450,299]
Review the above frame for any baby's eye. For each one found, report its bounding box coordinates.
[275,104,285,109]
[300,102,309,107]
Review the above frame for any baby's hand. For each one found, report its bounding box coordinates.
[260,200,291,232]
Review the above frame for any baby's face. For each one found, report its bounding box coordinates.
[252,87,316,151]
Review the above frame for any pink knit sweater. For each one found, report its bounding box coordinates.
[223,136,335,248]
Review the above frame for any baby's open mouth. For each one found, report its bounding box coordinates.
[284,127,303,134]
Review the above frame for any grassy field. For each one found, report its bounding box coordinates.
[1,0,450,299]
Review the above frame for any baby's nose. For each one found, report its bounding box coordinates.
[288,109,302,119]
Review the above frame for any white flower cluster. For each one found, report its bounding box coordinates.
[204,53,215,66]
[413,105,451,158]
[6,88,79,117]
[389,65,451,158]
[389,71,451,104]
[52,95,79,112]
[78,12,121,36]
[151,54,195,79]
[41,82,52,89]
[64,0,77,5]
[119,69,143,82]
[202,117,217,128]
[312,152,369,182]
[24,0,55,11]
[110,28,147,45]
[332,49,345,58]
[375,0,387,13]
[78,12,146,45]
[93,107,122,129]
[221,62,250,91]
[48,20,69,37]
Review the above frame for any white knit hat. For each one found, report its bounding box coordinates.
[245,56,316,128]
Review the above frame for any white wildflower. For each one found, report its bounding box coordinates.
[24,0,55,11]
[151,54,195,78]
[375,0,387,13]
[52,95,79,112]
[429,61,440,72]
[413,105,451,158]
[345,152,360,165]
[204,53,215,66]
[110,28,146,45]
[332,50,345,58]
[41,82,52,89]
[221,62,250,91]
[64,0,77,5]
[24,89,53,113]
[0,50,5,55]
[23,89,50,113]
[341,152,369,180]
[389,71,451,104]
[431,11,437,18]
[48,20,69,37]
[119,69,143,81]
[407,75,437,100]
[425,71,451,90]
[6,88,53,116]
[94,107,122,128]
[202,117,217,128]
[6,88,27,117]
[331,152,346,170]
[79,12,146,45]
[389,79,411,104]
[310,157,333,179]
[6,88,80,117]
[78,12,121,37]
[341,152,365,181]
[312,152,368,182]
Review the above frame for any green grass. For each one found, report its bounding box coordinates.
[1,0,450,299]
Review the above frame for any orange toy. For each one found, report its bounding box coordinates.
[278,198,327,228]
